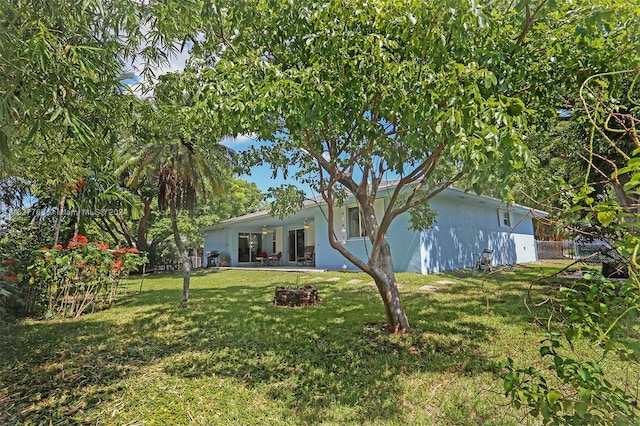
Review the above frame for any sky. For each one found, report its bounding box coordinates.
[219,135,311,197]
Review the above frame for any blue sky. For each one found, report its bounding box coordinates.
[220,136,303,195]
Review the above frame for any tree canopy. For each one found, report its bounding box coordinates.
[187,0,640,332]
[1,0,638,333]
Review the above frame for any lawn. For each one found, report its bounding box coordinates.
[0,262,636,425]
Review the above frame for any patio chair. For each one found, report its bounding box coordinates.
[297,246,315,266]
[256,251,268,267]
[474,249,493,272]
[267,251,283,266]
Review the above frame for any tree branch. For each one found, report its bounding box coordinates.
[506,0,548,65]
[94,216,125,245]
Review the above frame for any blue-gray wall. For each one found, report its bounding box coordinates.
[417,191,536,273]
[312,205,423,273]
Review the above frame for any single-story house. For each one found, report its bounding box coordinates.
[201,184,546,273]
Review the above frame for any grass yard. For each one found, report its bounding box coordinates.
[0,262,637,425]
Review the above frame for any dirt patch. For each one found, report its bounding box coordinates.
[556,269,592,279]
[419,285,439,292]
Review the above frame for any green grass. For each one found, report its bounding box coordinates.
[0,262,636,425]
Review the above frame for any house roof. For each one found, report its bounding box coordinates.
[200,182,547,232]
[199,195,322,231]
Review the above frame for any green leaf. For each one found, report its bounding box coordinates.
[578,388,591,402]
[599,303,608,314]
[540,402,550,419]
[540,346,553,356]
[596,210,615,226]
[546,390,563,405]
[504,380,514,392]
[48,107,63,123]
[577,368,592,382]
[574,401,588,417]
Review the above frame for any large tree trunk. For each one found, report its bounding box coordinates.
[370,240,411,333]
[136,198,152,251]
[170,204,191,308]
[323,191,411,334]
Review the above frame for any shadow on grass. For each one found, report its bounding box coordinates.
[0,269,551,424]
[448,267,555,307]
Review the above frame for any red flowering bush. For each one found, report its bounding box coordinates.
[30,235,146,319]
[66,234,89,249]
[95,242,110,251]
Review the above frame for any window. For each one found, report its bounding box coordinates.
[498,209,512,228]
[347,206,365,239]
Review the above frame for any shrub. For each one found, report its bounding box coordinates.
[0,253,24,321]
[0,244,45,322]
[29,235,146,319]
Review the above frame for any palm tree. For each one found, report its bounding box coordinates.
[126,74,233,307]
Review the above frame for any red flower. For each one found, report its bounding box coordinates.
[53,244,63,250]
[5,259,14,266]
[67,234,89,249]
[112,260,124,274]
[117,247,139,254]
[95,242,110,250]
[76,261,86,269]
[8,274,18,282]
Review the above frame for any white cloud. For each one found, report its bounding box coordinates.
[220,134,262,153]
[221,133,259,145]
[155,43,192,75]
[122,21,193,97]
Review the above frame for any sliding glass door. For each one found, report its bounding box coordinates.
[287,229,305,262]
[238,233,262,263]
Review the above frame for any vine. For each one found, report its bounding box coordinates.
[501,69,640,425]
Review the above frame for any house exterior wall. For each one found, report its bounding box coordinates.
[203,221,316,266]
[202,188,540,273]
[417,191,537,273]
[203,227,234,264]
[312,201,424,272]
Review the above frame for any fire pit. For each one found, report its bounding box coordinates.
[272,284,320,307]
